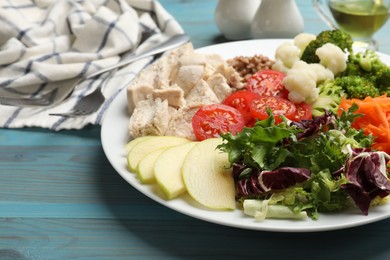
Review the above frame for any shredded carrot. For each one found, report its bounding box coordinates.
[338,95,390,154]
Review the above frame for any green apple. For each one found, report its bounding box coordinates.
[127,136,190,172]
[137,148,167,184]
[125,136,156,153]
[182,138,235,210]
[154,142,197,200]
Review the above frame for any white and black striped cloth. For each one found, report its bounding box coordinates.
[0,0,184,130]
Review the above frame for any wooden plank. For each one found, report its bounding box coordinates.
[1,1,390,258]
[0,201,183,219]
[0,127,101,146]
[2,217,390,259]
[0,143,151,204]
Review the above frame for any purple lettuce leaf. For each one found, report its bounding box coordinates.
[342,148,390,215]
[234,165,311,197]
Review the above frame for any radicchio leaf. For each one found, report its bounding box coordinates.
[259,167,312,192]
[290,110,335,140]
[235,165,311,197]
[342,148,390,215]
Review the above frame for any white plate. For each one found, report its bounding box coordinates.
[101,39,390,232]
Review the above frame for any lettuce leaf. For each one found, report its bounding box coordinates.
[219,109,383,218]
[342,148,390,214]
[219,116,300,170]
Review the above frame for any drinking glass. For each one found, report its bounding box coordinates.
[313,0,390,49]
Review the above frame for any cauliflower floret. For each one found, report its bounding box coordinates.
[271,60,288,74]
[272,42,301,73]
[309,63,335,82]
[272,33,317,73]
[283,61,334,104]
[315,43,347,75]
[284,71,318,103]
[293,33,316,56]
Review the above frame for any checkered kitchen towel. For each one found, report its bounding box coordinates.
[0,0,184,130]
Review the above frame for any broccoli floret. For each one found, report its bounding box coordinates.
[342,61,364,77]
[347,49,386,74]
[353,49,381,71]
[311,79,344,116]
[379,84,390,96]
[301,29,353,64]
[311,75,380,116]
[334,76,380,99]
[343,49,390,95]
[372,66,390,93]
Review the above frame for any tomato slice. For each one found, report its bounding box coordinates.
[250,96,296,123]
[192,104,245,141]
[292,102,312,121]
[222,90,260,124]
[246,70,289,98]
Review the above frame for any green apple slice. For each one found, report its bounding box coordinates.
[182,138,235,210]
[127,136,190,172]
[154,142,198,200]
[137,148,167,184]
[125,136,157,153]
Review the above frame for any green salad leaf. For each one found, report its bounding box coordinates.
[219,109,375,220]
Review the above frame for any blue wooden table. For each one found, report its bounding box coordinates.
[2,1,390,259]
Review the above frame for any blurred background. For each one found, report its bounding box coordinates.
[160,0,390,53]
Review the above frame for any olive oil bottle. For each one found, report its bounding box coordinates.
[329,0,390,39]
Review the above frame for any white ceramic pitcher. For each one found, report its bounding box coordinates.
[215,0,261,40]
[250,0,304,38]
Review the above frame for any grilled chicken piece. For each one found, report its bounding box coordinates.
[174,65,204,95]
[206,74,233,102]
[127,84,154,114]
[128,97,170,138]
[127,43,194,114]
[185,79,219,106]
[127,43,244,139]
[152,85,185,108]
[165,104,203,140]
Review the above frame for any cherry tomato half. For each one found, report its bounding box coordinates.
[292,102,312,122]
[250,96,296,123]
[246,70,289,98]
[192,104,245,141]
[222,90,260,124]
